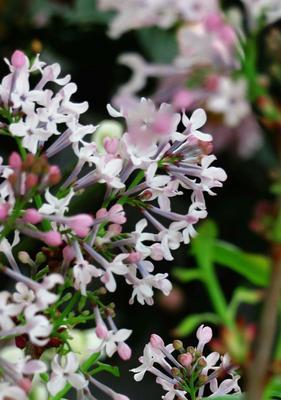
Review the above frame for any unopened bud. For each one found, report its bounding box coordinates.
[25,173,38,189]
[117,342,132,361]
[171,367,181,377]
[173,340,184,351]
[23,208,42,224]
[198,358,207,368]
[35,252,47,265]
[150,334,164,349]
[48,165,61,185]
[41,231,62,247]
[9,152,22,169]
[178,353,193,368]
[11,50,26,69]
[18,251,32,264]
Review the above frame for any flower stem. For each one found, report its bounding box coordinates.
[246,243,281,400]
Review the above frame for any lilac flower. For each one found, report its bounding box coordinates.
[0,291,23,330]
[47,352,88,395]
[0,382,27,400]
[207,77,250,127]
[133,328,241,399]
[93,328,132,358]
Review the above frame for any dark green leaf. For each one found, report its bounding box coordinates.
[173,268,204,283]
[175,313,220,337]
[213,241,270,286]
[137,28,178,63]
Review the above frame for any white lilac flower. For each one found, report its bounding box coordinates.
[47,352,88,395]
[127,265,172,306]
[12,282,35,309]
[73,259,102,295]
[2,51,92,154]
[0,291,23,330]
[92,328,132,358]
[156,377,187,400]
[133,329,241,399]
[207,77,250,127]
[241,0,281,27]
[39,188,75,216]
[101,254,128,292]
[0,382,27,400]
[98,0,219,38]
[24,305,52,346]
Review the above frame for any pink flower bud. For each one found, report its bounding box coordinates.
[0,203,10,220]
[150,243,164,261]
[152,114,172,136]
[23,209,42,224]
[9,152,22,169]
[17,378,32,393]
[205,75,220,92]
[178,353,193,368]
[25,173,38,190]
[218,26,236,46]
[11,50,26,69]
[117,342,132,361]
[127,251,141,263]
[68,214,94,237]
[48,165,61,185]
[41,231,62,247]
[173,89,194,110]
[96,208,108,219]
[196,325,213,352]
[108,224,122,235]
[108,204,126,224]
[63,245,75,262]
[150,334,164,349]
[104,137,119,154]
[204,13,223,31]
[96,323,109,339]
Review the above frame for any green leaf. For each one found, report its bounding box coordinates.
[88,361,120,377]
[65,0,113,24]
[213,241,270,286]
[173,268,204,283]
[228,286,262,320]
[202,395,245,400]
[175,313,220,337]
[264,376,281,400]
[137,28,178,63]
[34,266,49,281]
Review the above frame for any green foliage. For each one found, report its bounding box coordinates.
[137,28,178,63]
[213,241,270,286]
[202,395,244,400]
[228,286,262,320]
[175,220,270,337]
[176,312,220,336]
[263,376,281,399]
[65,0,113,25]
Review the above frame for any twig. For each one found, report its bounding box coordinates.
[247,243,281,400]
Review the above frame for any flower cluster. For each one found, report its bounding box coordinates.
[0,50,226,398]
[132,325,241,399]
[99,0,281,158]
[98,0,219,38]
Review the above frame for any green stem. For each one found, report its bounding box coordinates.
[200,262,234,330]
[34,194,52,231]
[15,137,27,160]
[52,292,80,332]
[118,170,144,206]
